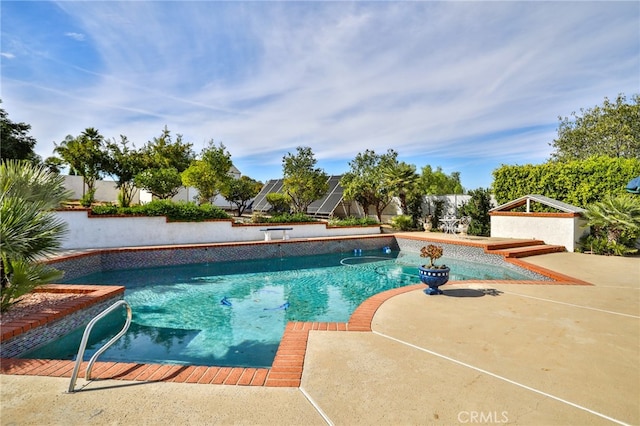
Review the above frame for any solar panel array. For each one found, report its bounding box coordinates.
[251,175,345,217]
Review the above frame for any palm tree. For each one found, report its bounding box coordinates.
[585,195,640,244]
[0,160,71,311]
[383,161,419,214]
[54,127,106,205]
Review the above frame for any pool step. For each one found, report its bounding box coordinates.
[486,241,566,258]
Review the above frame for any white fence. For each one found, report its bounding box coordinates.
[54,210,381,250]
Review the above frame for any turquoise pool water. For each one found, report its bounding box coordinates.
[21,250,533,367]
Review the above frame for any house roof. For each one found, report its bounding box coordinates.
[490,194,585,213]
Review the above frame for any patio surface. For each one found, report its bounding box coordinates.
[1,233,638,425]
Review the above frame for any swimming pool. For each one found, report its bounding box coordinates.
[21,249,536,368]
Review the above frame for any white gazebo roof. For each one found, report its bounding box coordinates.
[490,194,585,214]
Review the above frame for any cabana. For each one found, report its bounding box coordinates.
[489,194,589,252]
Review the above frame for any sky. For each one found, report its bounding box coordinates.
[1,1,638,190]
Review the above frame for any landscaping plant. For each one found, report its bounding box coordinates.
[0,160,71,311]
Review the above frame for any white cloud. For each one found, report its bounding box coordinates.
[2,1,638,188]
[64,32,85,41]
[1,52,16,59]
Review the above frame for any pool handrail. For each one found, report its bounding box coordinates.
[68,299,132,393]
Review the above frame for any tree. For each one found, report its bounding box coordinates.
[550,93,640,161]
[459,187,493,236]
[54,128,107,206]
[383,161,419,214]
[104,136,145,207]
[221,176,261,216]
[140,126,195,172]
[282,146,328,214]
[182,141,233,205]
[340,149,398,221]
[0,103,40,163]
[135,127,196,201]
[420,166,463,196]
[1,160,71,311]
[134,167,183,200]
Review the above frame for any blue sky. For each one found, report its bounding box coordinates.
[2,1,638,190]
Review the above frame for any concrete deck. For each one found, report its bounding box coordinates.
[1,235,639,425]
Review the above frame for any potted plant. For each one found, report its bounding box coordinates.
[418,244,450,295]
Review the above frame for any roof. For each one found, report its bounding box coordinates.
[490,194,585,213]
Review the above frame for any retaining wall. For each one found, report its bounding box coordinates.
[54,210,381,250]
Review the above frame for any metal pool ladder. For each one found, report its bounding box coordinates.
[68,299,132,393]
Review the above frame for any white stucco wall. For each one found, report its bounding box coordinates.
[63,175,139,204]
[54,210,380,249]
[490,213,589,252]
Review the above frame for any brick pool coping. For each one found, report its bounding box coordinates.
[0,235,591,388]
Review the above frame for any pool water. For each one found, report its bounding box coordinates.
[21,250,532,367]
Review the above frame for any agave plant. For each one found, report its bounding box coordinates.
[0,160,71,311]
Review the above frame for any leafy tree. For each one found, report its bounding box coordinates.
[134,167,183,200]
[135,127,195,201]
[43,156,64,174]
[0,103,40,163]
[550,93,640,161]
[104,136,145,207]
[459,187,493,236]
[282,146,328,214]
[221,176,261,216]
[340,149,398,221]
[140,126,195,172]
[1,160,71,311]
[182,141,233,205]
[420,166,463,195]
[54,127,107,206]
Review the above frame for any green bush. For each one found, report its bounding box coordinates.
[265,192,290,213]
[263,212,317,223]
[329,216,379,226]
[90,204,118,215]
[391,214,413,231]
[90,200,230,221]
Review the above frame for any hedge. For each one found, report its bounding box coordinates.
[492,156,640,208]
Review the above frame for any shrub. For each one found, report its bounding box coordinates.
[492,156,640,208]
[90,200,230,221]
[329,216,379,226]
[265,193,290,214]
[391,214,414,231]
[264,212,317,223]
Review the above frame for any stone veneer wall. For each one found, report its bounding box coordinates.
[394,236,551,281]
[50,236,399,281]
[1,295,124,358]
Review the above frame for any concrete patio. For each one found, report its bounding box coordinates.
[1,239,638,425]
